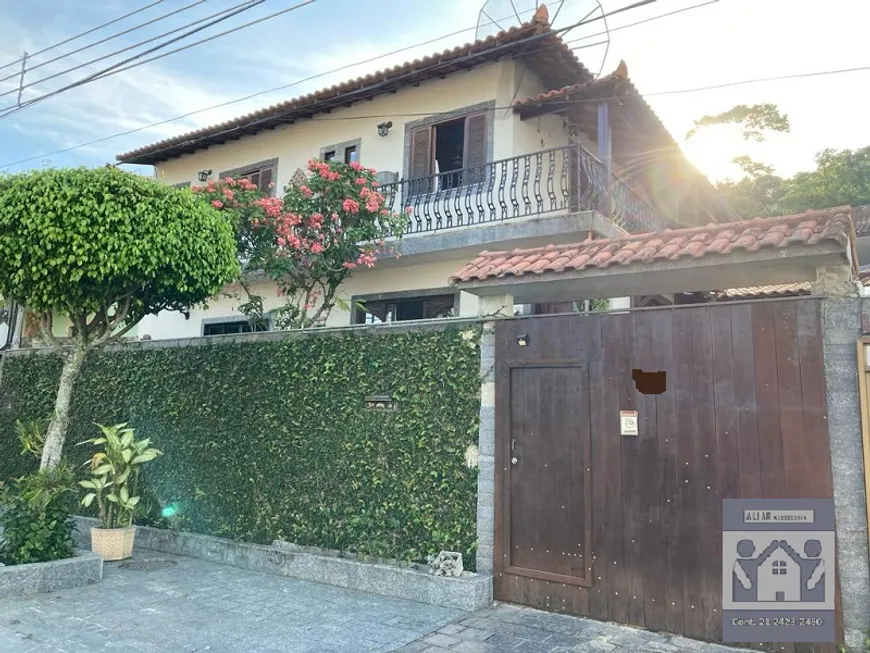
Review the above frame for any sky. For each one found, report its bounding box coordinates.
[0,0,868,183]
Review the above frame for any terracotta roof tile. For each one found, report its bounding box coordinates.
[721,282,812,299]
[118,6,592,165]
[450,207,853,284]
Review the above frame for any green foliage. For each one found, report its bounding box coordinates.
[686,103,790,142]
[0,421,76,565]
[0,328,482,567]
[79,423,163,529]
[717,146,870,217]
[194,160,406,329]
[0,167,239,328]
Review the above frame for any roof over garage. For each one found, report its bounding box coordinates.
[450,207,857,302]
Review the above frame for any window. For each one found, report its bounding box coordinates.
[354,293,455,324]
[203,319,269,336]
[408,112,488,193]
[773,561,787,576]
[172,181,191,189]
[218,159,277,195]
[319,139,361,165]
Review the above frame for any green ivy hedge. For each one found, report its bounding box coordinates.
[0,327,482,568]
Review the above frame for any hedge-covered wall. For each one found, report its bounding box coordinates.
[0,327,482,568]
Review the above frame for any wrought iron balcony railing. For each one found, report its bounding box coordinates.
[379,144,667,236]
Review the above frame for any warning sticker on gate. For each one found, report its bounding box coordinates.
[619,410,638,436]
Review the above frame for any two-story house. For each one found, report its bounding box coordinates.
[109,4,730,338]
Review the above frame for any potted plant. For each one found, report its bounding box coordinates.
[79,423,162,561]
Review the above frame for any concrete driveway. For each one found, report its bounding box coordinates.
[0,552,751,653]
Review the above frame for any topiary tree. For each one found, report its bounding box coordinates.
[0,167,239,470]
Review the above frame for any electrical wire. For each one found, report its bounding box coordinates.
[564,0,719,47]
[0,0,211,87]
[0,0,723,169]
[644,65,870,96]
[124,4,643,160]
[0,0,319,120]
[0,0,166,73]
[0,0,264,107]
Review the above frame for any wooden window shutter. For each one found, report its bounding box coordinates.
[410,126,432,179]
[409,126,433,196]
[259,167,274,195]
[464,112,487,184]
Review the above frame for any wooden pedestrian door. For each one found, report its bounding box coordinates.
[506,365,592,587]
[493,299,841,650]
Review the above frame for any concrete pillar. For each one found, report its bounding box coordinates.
[816,265,870,651]
[478,293,513,318]
[475,321,496,577]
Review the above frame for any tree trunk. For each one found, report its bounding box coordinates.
[40,346,87,470]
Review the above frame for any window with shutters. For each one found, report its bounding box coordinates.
[407,111,489,194]
[218,158,278,196]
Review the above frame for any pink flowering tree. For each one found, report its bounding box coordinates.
[194,160,407,328]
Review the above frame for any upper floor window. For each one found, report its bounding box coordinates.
[408,111,489,192]
[218,158,278,196]
[320,139,361,166]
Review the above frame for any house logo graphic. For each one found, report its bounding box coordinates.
[732,538,826,604]
[723,499,835,643]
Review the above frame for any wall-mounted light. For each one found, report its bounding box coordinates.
[516,334,529,347]
[377,121,393,137]
[197,169,213,182]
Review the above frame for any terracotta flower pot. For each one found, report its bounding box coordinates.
[91,526,136,561]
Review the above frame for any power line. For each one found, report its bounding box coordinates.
[0,0,569,166]
[645,64,870,96]
[0,0,697,169]
[0,1,166,73]
[0,0,262,107]
[130,4,648,160]
[1,0,320,120]
[0,0,210,87]
[564,0,719,46]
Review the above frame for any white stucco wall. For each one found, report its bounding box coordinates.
[138,59,582,339]
[136,257,479,339]
[155,60,531,188]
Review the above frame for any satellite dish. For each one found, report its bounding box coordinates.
[475,0,612,76]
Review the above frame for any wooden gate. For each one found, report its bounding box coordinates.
[493,298,841,651]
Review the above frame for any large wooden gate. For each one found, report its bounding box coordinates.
[493,298,840,651]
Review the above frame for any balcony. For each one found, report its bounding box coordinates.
[380,144,667,238]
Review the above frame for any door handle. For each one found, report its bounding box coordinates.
[511,438,516,452]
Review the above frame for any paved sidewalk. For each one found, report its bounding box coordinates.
[0,551,751,653]
[397,603,753,653]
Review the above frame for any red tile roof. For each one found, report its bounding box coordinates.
[512,60,628,108]
[721,282,812,299]
[117,5,593,165]
[450,207,853,283]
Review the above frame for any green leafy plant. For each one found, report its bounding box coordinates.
[0,421,76,565]
[194,159,406,329]
[79,423,163,529]
[0,167,239,470]
[0,328,482,568]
